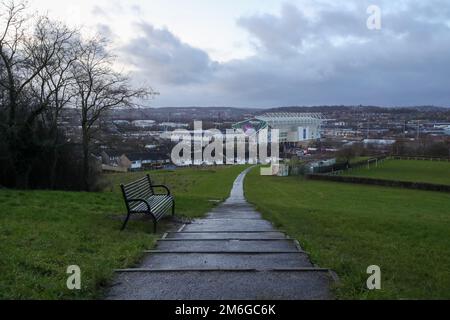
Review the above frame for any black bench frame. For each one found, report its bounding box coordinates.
[120,175,175,233]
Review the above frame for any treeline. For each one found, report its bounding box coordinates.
[338,140,450,161]
[0,1,152,191]
[392,139,450,158]
[266,106,450,118]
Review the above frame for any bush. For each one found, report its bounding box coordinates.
[0,130,102,191]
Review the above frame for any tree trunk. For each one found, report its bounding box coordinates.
[82,127,90,192]
[5,129,24,189]
[15,166,31,190]
[49,148,58,189]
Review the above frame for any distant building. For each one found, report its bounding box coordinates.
[305,159,337,174]
[363,139,396,146]
[445,126,450,136]
[160,122,189,129]
[125,153,171,171]
[160,130,223,142]
[101,151,171,171]
[322,128,359,138]
[132,120,156,128]
[113,120,131,126]
[233,113,323,143]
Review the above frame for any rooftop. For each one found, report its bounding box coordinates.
[256,113,324,125]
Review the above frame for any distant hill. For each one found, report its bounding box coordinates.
[263,105,450,114]
[61,105,449,125]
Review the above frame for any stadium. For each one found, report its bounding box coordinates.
[233,113,324,144]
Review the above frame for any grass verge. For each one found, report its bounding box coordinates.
[245,167,450,299]
[0,165,246,299]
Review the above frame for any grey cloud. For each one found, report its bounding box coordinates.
[219,0,450,106]
[96,24,113,39]
[237,2,373,57]
[237,4,310,56]
[121,1,450,107]
[130,5,142,15]
[123,22,218,85]
[92,5,108,17]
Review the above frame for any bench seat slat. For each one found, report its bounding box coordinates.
[123,177,148,189]
[125,182,150,193]
[125,184,152,197]
[128,190,152,202]
[151,198,172,210]
[129,196,173,213]
[130,202,149,212]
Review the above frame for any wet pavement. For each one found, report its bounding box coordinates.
[106,167,333,300]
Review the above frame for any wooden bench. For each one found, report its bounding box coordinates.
[120,175,175,233]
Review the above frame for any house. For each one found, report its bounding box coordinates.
[363,139,396,147]
[124,152,171,171]
[305,159,337,174]
[100,151,171,172]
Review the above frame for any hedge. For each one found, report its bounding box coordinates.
[312,156,388,175]
[305,174,450,193]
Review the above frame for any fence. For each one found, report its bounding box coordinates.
[321,157,388,176]
[330,157,389,176]
[290,155,450,177]
[390,156,450,162]
[327,155,450,176]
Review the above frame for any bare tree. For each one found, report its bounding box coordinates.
[30,19,79,187]
[0,1,154,190]
[25,17,78,126]
[0,0,78,187]
[0,0,28,127]
[72,38,152,190]
[337,144,363,166]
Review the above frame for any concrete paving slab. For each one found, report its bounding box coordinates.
[107,271,333,300]
[166,232,287,240]
[209,204,257,211]
[183,219,274,232]
[206,213,262,220]
[140,253,313,269]
[156,239,298,252]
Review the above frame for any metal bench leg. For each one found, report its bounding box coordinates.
[121,213,131,231]
[172,200,176,217]
[153,220,158,234]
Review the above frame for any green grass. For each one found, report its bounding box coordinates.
[0,166,246,300]
[104,166,248,218]
[245,168,450,299]
[343,160,450,185]
[350,156,372,164]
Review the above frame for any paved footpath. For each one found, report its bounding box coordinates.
[107,167,334,300]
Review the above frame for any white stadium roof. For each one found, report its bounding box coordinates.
[256,113,324,125]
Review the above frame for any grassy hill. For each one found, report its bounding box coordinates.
[245,168,450,299]
[0,166,247,300]
[343,160,450,185]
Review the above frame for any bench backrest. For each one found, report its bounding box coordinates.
[121,175,155,208]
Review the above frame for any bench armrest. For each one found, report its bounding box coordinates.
[126,199,151,211]
[152,185,171,196]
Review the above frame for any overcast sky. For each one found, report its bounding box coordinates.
[32,0,450,108]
